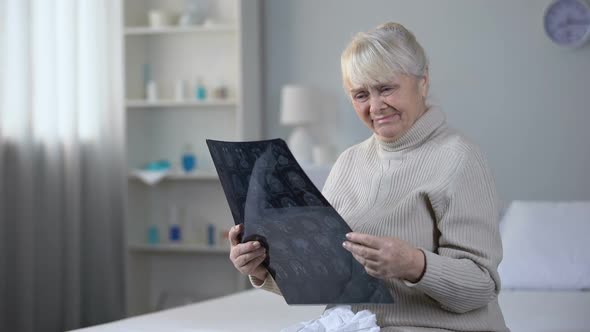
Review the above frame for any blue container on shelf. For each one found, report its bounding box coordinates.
[207,224,216,247]
[170,224,182,242]
[143,159,171,171]
[195,78,207,100]
[147,224,160,244]
[168,205,182,242]
[182,153,196,172]
[181,143,197,173]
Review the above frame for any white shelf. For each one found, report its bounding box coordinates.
[125,25,236,36]
[129,243,230,254]
[126,99,237,108]
[128,171,219,182]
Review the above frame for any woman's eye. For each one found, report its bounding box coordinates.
[381,86,397,95]
[354,93,368,101]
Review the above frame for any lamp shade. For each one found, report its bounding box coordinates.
[280,85,315,126]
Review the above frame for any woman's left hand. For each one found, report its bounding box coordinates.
[343,232,426,283]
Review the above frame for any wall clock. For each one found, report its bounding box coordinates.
[544,0,590,48]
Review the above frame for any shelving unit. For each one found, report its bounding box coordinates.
[123,0,261,316]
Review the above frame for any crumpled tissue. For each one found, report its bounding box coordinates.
[280,305,380,332]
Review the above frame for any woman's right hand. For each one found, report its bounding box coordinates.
[228,224,268,281]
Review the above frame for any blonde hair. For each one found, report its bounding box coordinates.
[341,22,428,89]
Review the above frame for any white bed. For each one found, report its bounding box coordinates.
[494,201,590,331]
[498,289,590,332]
[71,288,590,332]
[72,200,590,332]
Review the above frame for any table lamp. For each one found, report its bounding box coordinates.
[280,85,315,163]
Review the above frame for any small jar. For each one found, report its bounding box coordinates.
[181,143,197,173]
[195,78,207,101]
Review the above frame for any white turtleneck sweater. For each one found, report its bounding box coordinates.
[251,107,508,332]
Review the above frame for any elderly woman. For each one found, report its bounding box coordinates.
[229,22,508,331]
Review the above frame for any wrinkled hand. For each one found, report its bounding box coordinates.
[228,224,268,281]
[343,232,425,282]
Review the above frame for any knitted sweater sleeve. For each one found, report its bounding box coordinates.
[410,146,503,314]
[248,274,282,295]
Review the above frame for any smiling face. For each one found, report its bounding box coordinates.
[347,73,429,142]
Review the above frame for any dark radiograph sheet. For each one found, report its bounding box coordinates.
[206,139,394,305]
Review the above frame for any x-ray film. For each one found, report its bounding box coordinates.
[206,139,394,305]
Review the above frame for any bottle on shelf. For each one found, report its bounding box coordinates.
[144,63,158,101]
[181,143,197,173]
[207,223,216,247]
[174,79,187,101]
[195,77,207,101]
[146,80,158,102]
[212,80,229,100]
[168,205,182,242]
[147,187,161,245]
[142,63,150,99]
[147,223,160,245]
[183,212,200,245]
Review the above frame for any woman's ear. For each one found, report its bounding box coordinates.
[419,67,429,99]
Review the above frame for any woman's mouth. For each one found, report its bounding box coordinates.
[373,113,400,124]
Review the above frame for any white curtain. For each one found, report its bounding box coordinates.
[0,0,126,331]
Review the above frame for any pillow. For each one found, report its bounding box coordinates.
[498,201,590,290]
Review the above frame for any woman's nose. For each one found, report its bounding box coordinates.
[369,95,387,114]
